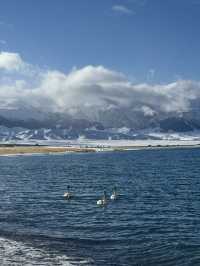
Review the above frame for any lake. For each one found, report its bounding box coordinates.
[0,148,200,265]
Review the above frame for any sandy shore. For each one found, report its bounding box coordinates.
[0,142,200,155]
[0,146,96,155]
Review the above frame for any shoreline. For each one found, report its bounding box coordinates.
[0,143,200,156]
[0,146,96,156]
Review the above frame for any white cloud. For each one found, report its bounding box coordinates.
[0,51,200,123]
[0,52,26,72]
[112,5,133,15]
[141,106,156,116]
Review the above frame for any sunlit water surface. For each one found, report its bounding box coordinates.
[0,148,200,265]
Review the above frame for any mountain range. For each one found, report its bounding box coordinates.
[0,106,200,141]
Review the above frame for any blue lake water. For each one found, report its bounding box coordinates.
[0,148,200,265]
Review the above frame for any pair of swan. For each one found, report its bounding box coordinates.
[97,187,118,206]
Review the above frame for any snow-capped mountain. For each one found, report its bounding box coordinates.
[1,105,200,141]
[1,125,200,142]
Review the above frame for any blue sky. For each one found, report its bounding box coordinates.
[0,0,200,83]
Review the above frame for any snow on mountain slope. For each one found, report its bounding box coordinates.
[1,125,200,143]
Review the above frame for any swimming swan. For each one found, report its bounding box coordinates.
[97,191,107,206]
[63,185,72,199]
[110,186,117,200]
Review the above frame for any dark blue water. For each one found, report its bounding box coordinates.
[0,148,200,265]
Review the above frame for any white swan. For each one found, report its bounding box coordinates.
[97,198,107,205]
[97,191,107,206]
[63,192,72,199]
[110,186,117,200]
[63,185,72,199]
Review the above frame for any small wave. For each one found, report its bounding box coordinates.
[0,237,92,266]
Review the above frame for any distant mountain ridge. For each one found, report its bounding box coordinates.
[1,108,200,141]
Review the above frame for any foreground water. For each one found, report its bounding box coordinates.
[0,148,200,265]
